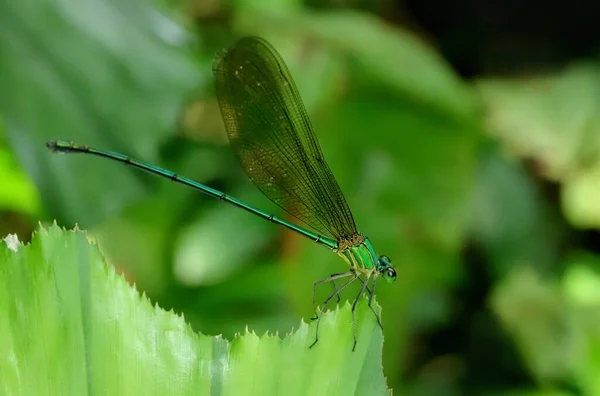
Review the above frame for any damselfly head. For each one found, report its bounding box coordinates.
[377,255,396,283]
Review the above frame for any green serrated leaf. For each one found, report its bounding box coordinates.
[0,224,390,395]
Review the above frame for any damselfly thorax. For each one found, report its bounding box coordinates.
[336,234,378,275]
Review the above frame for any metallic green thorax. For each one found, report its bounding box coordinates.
[337,235,378,274]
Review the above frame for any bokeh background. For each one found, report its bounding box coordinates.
[2,0,600,394]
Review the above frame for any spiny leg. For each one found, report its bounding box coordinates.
[356,275,382,330]
[356,275,373,297]
[311,272,354,320]
[330,280,341,304]
[351,277,370,352]
[366,276,383,331]
[309,274,357,349]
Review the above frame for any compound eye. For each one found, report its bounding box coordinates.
[384,267,397,283]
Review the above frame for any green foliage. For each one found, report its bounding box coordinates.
[0,126,40,215]
[235,10,480,122]
[0,224,389,395]
[491,258,600,394]
[0,0,202,225]
[477,64,600,229]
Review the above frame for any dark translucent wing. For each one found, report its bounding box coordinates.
[213,36,357,240]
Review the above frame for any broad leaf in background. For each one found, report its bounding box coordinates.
[235,9,481,124]
[0,0,202,226]
[0,224,390,396]
[476,63,600,229]
[468,146,564,277]
[492,254,600,394]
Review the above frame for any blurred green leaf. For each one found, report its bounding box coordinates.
[476,63,600,229]
[92,194,175,296]
[0,124,40,215]
[492,267,574,383]
[562,253,600,395]
[235,0,303,13]
[493,258,600,394]
[236,9,480,123]
[0,223,390,395]
[469,145,563,276]
[562,162,600,230]
[317,92,480,247]
[486,391,575,396]
[563,252,600,307]
[180,262,297,339]
[0,0,202,225]
[173,189,274,287]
